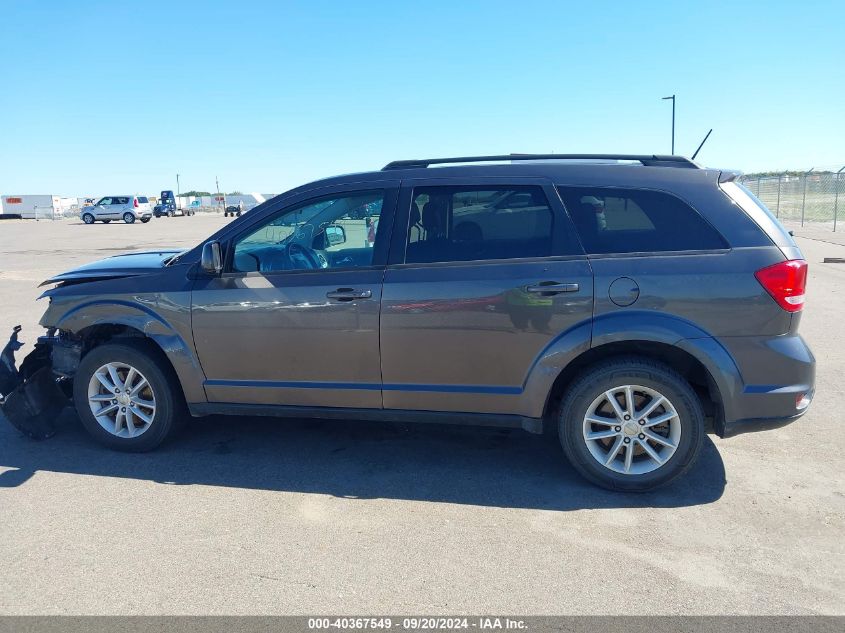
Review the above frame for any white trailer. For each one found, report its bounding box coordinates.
[0,195,78,219]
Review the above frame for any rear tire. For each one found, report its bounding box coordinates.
[82,213,95,224]
[73,340,182,452]
[123,212,135,224]
[558,357,704,491]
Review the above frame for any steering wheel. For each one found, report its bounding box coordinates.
[283,242,322,270]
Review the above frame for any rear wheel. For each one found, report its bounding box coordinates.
[558,357,704,491]
[73,341,182,451]
[82,213,95,224]
[123,212,135,224]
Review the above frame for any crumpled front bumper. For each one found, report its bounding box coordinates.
[0,327,67,439]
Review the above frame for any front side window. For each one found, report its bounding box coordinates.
[405,186,554,264]
[557,186,727,254]
[232,190,386,273]
[97,197,112,206]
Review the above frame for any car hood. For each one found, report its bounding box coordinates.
[39,250,183,286]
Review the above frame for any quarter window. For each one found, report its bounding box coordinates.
[405,186,554,264]
[556,187,727,254]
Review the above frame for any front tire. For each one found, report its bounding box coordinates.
[558,357,704,491]
[123,212,135,224]
[82,213,95,224]
[73,341,181,452]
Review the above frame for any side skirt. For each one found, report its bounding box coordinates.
[187,402,544,434]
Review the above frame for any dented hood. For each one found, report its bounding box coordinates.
[40,250,182,287]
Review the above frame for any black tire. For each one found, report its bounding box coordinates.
[102,219,111,224]
[82,213,95,224]
[73,340,183,452]
[140,217,150,223]
[558,357,704,492]
[123,212,135,224]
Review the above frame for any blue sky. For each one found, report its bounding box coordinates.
[1,0,842,195]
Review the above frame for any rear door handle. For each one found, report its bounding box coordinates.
[326,288,373,301]
[526,282,580,294]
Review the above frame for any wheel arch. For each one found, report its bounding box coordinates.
[523,312,743,436]
[50,301,206,404]
[541,340,726,434]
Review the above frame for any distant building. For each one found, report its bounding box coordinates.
[0,195,78,219]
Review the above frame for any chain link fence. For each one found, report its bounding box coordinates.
[739,166,845,231]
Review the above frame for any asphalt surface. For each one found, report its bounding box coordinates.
[0,215,843,614]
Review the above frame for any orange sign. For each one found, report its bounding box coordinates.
[5,197,22,204]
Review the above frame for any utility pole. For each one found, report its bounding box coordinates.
[662,95,676,154]
[834,166,845,232]
[216,176,225,214]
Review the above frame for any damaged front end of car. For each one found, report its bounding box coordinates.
[0,325,78,439]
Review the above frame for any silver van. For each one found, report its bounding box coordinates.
[80,196,152,224]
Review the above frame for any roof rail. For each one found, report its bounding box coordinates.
[382,154,700,170]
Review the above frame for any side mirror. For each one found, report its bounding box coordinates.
[201,241,223,275]
[325,224,346,247]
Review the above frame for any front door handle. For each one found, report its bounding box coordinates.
[326,288,373,301]
[526,282,580,295]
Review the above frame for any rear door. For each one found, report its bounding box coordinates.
[379,177,593,416]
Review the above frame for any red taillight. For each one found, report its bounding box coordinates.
[133,198,139,208]
[755,259,807,312]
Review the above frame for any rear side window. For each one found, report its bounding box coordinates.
[557,187,727,254]
[137,196,148,203]
[114,197,129,205]
[405,186,554,264]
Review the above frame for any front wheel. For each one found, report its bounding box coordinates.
[123,212,135,224]
[558,357,704,491]
[73,341,182,452]
[82,213,95,224]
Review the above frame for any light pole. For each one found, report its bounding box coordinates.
[662,95,675,154]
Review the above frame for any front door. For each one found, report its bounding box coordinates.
[191,183,398,409]
[93,197,112,220]
[380,179,594,417]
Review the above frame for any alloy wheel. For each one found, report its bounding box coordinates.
[582,384,681,475]
[87,362,156,438]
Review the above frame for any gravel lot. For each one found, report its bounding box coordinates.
[0,215,843,615]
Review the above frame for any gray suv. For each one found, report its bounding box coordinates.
[0,155,815,491]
